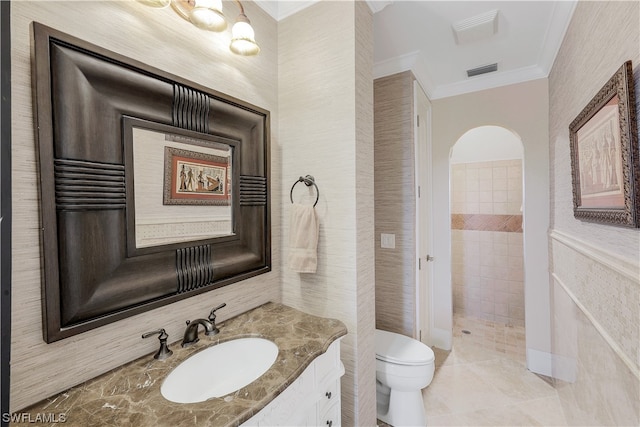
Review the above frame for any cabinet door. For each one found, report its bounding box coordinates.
[242,363,315,426]
[242,339,344,427]
[315,341,342,385]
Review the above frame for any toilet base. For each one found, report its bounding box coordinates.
[377,388,426,427]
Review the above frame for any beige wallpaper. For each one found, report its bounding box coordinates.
[354,1,377,423]
[278,2,376,426]
[10,1,280,411]
[373,71,417,337]
[549,0,640,256]
[548,0,640,423]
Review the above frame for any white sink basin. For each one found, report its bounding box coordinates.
[161,337,278,404]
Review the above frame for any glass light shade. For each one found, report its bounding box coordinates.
[229,18,260,56]
[189,0,227,31]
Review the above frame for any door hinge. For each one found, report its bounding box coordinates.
[417,115,420,127]
[418,185,421,198]
[418,257,421,270]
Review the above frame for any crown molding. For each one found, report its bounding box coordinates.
[253,1,319,21]
[537,0,577,75]
[429,64,548,99]
[373,0,576,100]
[373,52,549,100]
[373,50,419,79]
[253,0,279,19]
[254,0,391,21]
[373,51,436,99]
[366,1,393,14]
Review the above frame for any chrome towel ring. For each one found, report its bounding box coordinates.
[290,175,319,207]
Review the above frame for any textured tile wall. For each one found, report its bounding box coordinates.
[373,71,417,337]
[451,160,523,216]
[549,0,640,423]
[9,1,280,411]
[451,160,524,326]
[278,2,376,425]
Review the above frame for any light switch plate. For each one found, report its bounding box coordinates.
[381,233,395,249]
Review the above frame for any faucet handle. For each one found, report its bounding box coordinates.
[205,303,226,336]
[208,303,227,322]
[142,328,168,340]
[142,328,173,360]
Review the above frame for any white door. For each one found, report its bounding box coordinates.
[414,81,433,345]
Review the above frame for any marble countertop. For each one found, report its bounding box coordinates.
[20,302,347,426]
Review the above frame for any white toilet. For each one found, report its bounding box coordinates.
[375,329,435,427]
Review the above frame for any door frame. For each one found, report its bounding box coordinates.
[413,81,433,345]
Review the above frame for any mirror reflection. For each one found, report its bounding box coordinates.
[132,127,234,248]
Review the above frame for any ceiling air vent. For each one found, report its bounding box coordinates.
[467,63,498,78]
[452,9,499,45]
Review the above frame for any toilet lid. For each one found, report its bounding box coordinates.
[375,329,435,366]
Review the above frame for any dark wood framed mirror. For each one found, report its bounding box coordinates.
[32,23,270,343]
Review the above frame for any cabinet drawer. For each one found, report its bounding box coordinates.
[318,399,341,427]
[317,378,340,415]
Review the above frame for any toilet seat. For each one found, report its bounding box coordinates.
[375,329,435,366]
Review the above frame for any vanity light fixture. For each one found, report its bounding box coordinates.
[229,3,260,56]
[185,0,227,31]
[140,0,260,56]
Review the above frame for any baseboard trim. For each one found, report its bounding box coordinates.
[431,327,452,351]
[551,353,577,383]
[526,348,553,377]
[527,348,577,383]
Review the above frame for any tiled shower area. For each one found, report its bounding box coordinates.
[451,159,525,327]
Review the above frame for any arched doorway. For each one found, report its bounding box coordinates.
[449,125,526,360]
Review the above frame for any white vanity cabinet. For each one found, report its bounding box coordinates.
[242,339,344,427]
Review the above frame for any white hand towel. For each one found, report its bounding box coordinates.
[288,203,319,273]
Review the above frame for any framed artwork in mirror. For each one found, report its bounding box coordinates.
[164,147,232,206]
[569,60,639,227]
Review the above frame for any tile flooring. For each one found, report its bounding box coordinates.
[421,315,568,426]
[378,315,567,427]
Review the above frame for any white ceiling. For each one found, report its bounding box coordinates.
[255,1,577,100]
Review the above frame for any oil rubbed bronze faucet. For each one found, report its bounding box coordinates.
[181,303,227,347]
[142,328,173,360]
